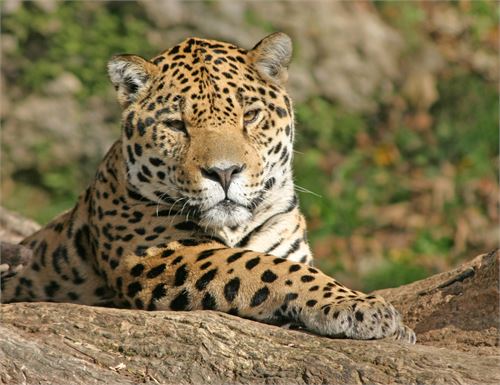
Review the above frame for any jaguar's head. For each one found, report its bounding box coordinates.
[108,33,295,229]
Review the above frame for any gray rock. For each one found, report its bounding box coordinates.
[44,72,83,96]
[1,246,498,384]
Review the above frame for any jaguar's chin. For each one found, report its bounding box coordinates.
[198,200,252,229]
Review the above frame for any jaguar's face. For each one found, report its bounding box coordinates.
[108,33,295,229]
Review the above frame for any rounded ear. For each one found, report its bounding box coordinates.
[248,32,292,85]
[107,54,159,108]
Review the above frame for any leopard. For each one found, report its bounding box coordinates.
[1,33,415,343]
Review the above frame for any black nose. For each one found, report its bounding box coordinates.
[201,164,245,193]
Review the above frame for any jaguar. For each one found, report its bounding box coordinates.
[1,33,415,343]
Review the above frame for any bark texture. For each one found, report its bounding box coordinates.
[1,210,499,385]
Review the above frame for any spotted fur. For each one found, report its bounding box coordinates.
[1,33,415,343]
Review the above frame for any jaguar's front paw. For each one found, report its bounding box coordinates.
[386,323,416,344]
[0,242,33,278]
[302,294,416,343]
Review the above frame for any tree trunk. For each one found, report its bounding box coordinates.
[1,208,499,385]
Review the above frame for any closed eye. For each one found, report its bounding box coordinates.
[163,119,187,135]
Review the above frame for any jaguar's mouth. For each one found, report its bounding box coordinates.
[198,199,252,229]
[218,198,242,209]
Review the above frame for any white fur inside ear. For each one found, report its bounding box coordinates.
[108,57,151,104]
[256,39,291,76]
[251,32,292,84]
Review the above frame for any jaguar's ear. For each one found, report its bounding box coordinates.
[249,32,292,85]
[107,54,159,108]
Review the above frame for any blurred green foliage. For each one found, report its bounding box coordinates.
[2,2,154,98]
[375,1,426,52]
[1,1,498,291]
[434,74,498,169]
[2,1,153,221]
[294,71,498,288]
[362,261,430,292]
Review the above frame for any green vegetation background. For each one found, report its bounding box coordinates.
[1,1,498,290]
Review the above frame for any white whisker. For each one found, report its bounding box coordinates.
[294,183,322,197]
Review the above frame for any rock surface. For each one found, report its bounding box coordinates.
[1,211,499,385]
[376,249,499,355]
[0,206,40,243]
